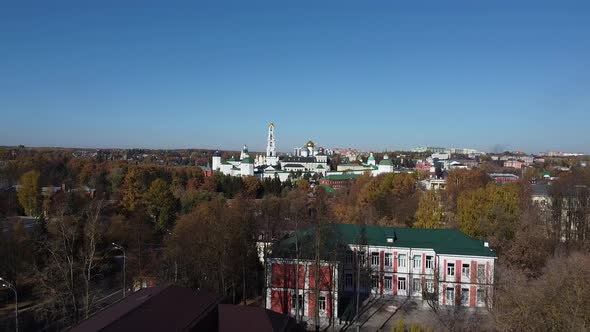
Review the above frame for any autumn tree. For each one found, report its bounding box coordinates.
[495,252,590,331]
[34,193,109,328]
[120,166,144,212]
[456,183,521,251]
[145,178,179,231]
[17,170,42,217]
[242,176,262,198]
[445,169,490,211]
[414,190,445,228]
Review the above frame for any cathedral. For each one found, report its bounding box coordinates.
[211,122,330,181]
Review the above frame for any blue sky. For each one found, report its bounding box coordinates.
[1,0,589,153]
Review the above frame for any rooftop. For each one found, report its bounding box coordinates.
[322,173,361,181]
[69,286,222,332]
[273,224,496,259]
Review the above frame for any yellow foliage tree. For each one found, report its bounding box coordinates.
[17,170,42,216]
[414,191,445,229]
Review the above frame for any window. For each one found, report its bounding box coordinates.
[292,295,304,313]
[446,287,455,303]
[319,296,326,311]
[345,273,353,288]
[462,264,470,278]
[477,264,485,283]
[371,275,379,289]
[447,263,455,277]
[426,256,434,270]
[461,288,469,305]
[477,289,485,305]
[413,255,421,269]
[425,279,434,293]
[398,277,406,290]
[413,278,421,292]
[371,252,380,266]
[384,276,392,290]
[358,251,366,266]
[385,253,393,267]
[398,254,407,268]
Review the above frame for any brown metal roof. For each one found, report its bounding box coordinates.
[69,286,221,332]
[218,304,296,332]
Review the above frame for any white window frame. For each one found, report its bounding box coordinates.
[385,253,393,267]
[461,288,469,305]
[292,294,304,314]
[476,289,485,305]
[358,251,366,266]
[398,277,406,290]
[426,256,434,270]
[447,263,455,277]
[477,264,485,283]
[371,275,379,289]
[412,278,421,292]
[384,276,392,290]
[426,279,434,293]
[446,287,455,304]
[319,296,327,312]
[413,255,421,269]
[398,254,407,268]
[462,264,470,278]
[371,252,380,266]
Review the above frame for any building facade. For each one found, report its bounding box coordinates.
[266,224,496,325]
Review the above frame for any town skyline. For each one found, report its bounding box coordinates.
[2,1,590,153]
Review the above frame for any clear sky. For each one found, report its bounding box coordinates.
[1,0,589,153]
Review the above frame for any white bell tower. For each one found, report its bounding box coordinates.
[266,122,278,166]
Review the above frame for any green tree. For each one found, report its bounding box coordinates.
[414,191,445,228]
[17,170,42,216]
[145,178,179,230]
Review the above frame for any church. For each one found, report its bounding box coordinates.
[210,122,330,181]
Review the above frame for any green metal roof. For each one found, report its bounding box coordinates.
[272,223,496,259]
[318,184,336,194]
[241,157,254,164]
[368,153,375,161]
[379,159,394,166]
[322,174,360,181]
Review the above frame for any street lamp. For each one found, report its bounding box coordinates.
[111,243,126,298]
[0,277,18,332]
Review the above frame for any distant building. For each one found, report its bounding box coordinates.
[489,173,520,183]
[319,173,360,189]
[503,160,524,169]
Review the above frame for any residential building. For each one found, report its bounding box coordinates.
[503,160,524,169]
[266,224,496,325]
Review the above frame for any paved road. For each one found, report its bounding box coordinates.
[1,216,38,233]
